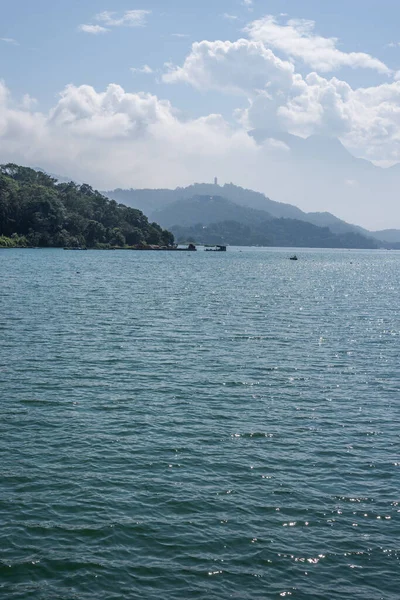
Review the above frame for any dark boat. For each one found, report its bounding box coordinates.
[168,243,197,251]
[129,243,197,251]
[289,255,298,261]
[205,245,227,252]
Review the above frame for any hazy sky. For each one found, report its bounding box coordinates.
[2,0,400,228]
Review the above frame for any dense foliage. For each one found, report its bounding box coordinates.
[0,164,174,248]
[171,219,378,249]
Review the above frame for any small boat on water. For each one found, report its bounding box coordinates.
[289,255,298,261]
[205,245,227,252]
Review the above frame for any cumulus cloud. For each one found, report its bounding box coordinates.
[47,84,175,137]
[96,10,151,28]
[275,73,353,137]
[78,24,109,35]
[163,39,295,95]
[240,71,400,166]
[246,15,391,74]
[237,68,400,162]
[3,76,400,226]
[0,81,270,190]
[3,69,400,173]
[163,34,400,165]
[3,11,400,227]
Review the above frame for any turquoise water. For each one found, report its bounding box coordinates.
[1,248,400,599]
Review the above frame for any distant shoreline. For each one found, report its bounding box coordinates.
[1,245,398,251]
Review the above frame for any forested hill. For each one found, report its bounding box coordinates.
[104,182,400,245]
[0,164,174,248]
[171,220,378,249]
[152,194,378,248]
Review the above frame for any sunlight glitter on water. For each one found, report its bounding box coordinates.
[1,248,400,599]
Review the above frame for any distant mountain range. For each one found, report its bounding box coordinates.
[171,220,378,250]
[152,196,377,248]
[34,130,400,246]
[151,195,273,228]
[104,182,400,248]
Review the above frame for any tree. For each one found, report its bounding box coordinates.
[20,188,65,235]
[109,227,126,247]
[161,229,174,246]
[125,227,145,246]
[85,220,107,246]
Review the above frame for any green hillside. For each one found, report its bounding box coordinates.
[0,164,174,248]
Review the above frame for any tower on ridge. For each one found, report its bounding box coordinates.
[214,177,218,185]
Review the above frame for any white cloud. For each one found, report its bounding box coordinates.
[131,65,154,74]
[3,70,400,169]
[163,39,295,95]
[78,24,109,35]
[96,10,151,28]
[240,70,400,166]
[246,15,391,74]
[20,94,38,110]
[273,73,353,137]
[223,14,238,21]
[171,33,189,38]
[163,36,400,166]
[78,10,150,34]
[0,81,266,191]
[2,15,400,226]
[0,37,19,45]
[3,77,400,226]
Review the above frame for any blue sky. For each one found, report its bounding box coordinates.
[2,0,400,111]
[2,0,400,227]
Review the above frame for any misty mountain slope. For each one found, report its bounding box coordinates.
[302,212,371,237]
[104,182,304,219]
[171,219,378,249]
[250,131,378,171]
[151,195,273,228]
[180,183,306,219]
[103,132,400,243]
[246,132,400,230]
[370,229,400,243]
[103,188,179,215]
[152,194,383,246]
[105,182,382,239]
[157,194,378,248]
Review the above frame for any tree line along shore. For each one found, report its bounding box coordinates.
[0,164,174,250]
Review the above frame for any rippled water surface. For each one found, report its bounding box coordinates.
[1,248,400,599]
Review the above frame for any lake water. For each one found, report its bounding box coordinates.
[1,247,400,599]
